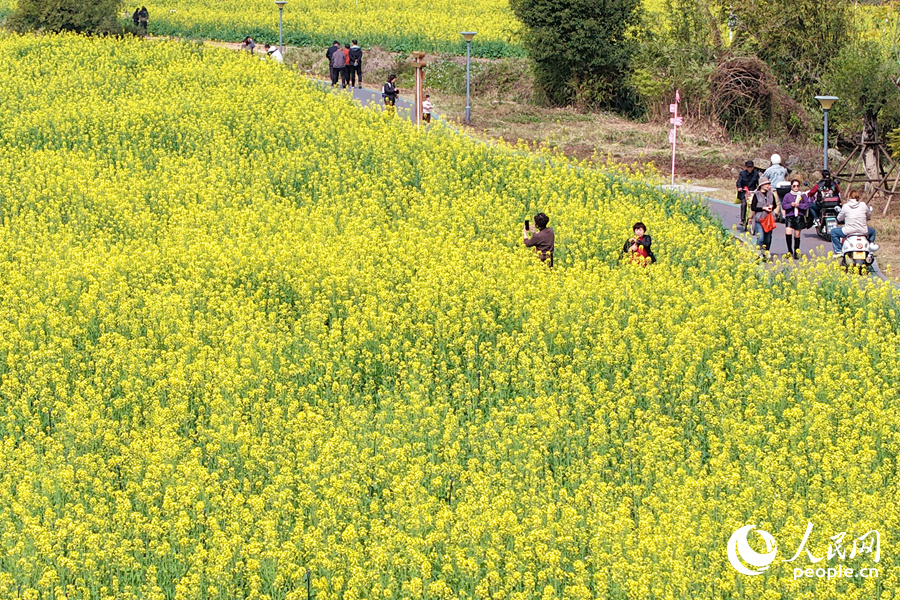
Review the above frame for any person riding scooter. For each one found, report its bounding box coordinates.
[763,154,788,188]
[807,169,841,224]
[830,190,877,257]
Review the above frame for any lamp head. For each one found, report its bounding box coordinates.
[274,0,287,8]
[460,31,477,42]
[815,95,838,110]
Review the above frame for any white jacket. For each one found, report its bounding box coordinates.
[837,199,872,236]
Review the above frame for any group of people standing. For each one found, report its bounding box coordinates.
[737,154,876,260]
[327,41,363,89]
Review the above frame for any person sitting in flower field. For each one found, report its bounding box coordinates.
[523,212,554,266]
[621,221,656,265]
[264,44,283,64]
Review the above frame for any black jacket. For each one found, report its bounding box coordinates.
[622,235,656,263]
[736,168,759,199]
[348,47,362,66]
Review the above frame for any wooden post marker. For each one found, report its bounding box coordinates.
[412,52,427,127]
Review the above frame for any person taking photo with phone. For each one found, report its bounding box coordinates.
[523,212,554,266]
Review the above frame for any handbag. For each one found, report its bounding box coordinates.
[760,211,776,233]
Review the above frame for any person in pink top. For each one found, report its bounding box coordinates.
[781,175,812,259]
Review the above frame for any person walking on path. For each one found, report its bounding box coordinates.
[736,160,759,231]
[382,75,399,111]
[326,41,343,87]
[348,40,363,89]
[763,154,789,188]
[751,177,777,258]
[138,6,149,33]
[341,43,352,88]
[782,175,812,259]
[422,95,434,123]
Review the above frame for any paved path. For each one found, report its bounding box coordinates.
[316,79,435,125]
[672,187,832,259]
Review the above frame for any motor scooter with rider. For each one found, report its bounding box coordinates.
[809,170,841,240]
[832,190,879,273]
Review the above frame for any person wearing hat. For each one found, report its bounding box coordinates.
[763,154,788,188]
[751,176,777,257]
[736,160,760,231]
[806,169,840,226]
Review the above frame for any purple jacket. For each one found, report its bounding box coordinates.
[782,191,812,218]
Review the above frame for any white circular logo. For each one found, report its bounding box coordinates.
[727,525,778,576]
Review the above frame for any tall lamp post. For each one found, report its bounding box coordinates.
[815,95,838,171]
[274,1,287,55]
[461,31,477,123]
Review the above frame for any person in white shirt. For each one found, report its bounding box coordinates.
[422,94,434,123]
[265,44,284,64]
[763,153,788,187]
[831,190,877,256]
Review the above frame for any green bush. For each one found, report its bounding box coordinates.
[9,0,124,35]
[509,0,642,109]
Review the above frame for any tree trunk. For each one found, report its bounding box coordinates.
[862,109,881,200]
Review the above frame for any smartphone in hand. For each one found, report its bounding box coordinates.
[524,219,529,232]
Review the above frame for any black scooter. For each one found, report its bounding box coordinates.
[814,195,841,240]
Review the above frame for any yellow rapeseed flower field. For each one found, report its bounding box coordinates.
[0,33,898,599]
[126,0,521,55]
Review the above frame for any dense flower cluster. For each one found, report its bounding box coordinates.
[0,34,898,600]
[112,0,520,56]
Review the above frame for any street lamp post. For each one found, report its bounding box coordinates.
[815,95,838,171]
[461,32,476,123]
[274,1,287,56]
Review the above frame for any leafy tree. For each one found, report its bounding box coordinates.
[729,0,853,105]
[509,0,643,109]
[826,41,900,194]
[826,40,900,144]
[630,0,721,119]
[10,0,124,35]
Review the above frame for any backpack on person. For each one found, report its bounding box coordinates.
[331,49,346,69]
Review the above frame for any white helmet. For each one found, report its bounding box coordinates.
[770,153,782,165]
